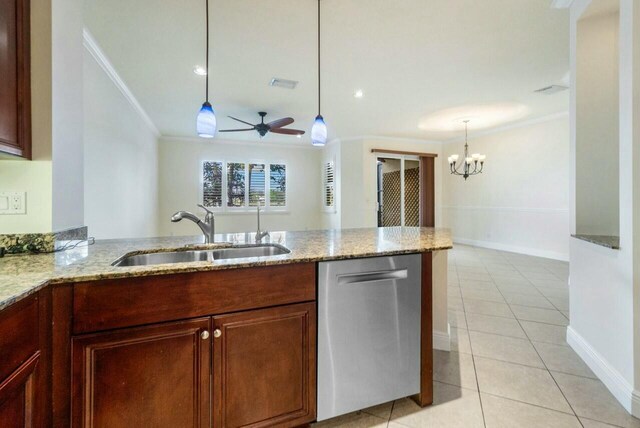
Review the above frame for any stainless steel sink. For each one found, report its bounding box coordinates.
[112,244,290,267]
[209,244,290,260]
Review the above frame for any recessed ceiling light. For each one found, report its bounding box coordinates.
[296,134,302,139]
[193,66,207,76]
[354,89,364,98]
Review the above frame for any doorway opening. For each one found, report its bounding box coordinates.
[376,155,421,227]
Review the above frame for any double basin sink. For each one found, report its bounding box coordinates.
[112,243,290,267]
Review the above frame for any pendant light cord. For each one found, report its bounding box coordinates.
[205,0,210,103]
[317,0,321,115]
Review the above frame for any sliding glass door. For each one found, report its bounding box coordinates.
[376,155,420,227]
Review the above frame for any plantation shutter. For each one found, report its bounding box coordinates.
[203,161,223,207]
[248,163,266,206]
[269,164,287,207]
[324,161,335,208]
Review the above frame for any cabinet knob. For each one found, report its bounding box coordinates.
[201,330,210,340]
[213,329,222,338]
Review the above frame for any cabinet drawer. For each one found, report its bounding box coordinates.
[0,295,38,382]
[73,263,316,334]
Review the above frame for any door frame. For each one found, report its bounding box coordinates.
[375,153,421,227]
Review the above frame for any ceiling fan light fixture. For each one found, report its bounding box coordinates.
[311,114,327,146]
[197,101,217,138]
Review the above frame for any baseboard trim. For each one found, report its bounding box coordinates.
[433,325,451,351]
[567,326,639,416]
[452,237,569,262]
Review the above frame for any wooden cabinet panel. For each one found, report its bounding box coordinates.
[213,303,316,428]
[0,295,38,383]
[0,0,31,158]
[73,263,316,334]
[72,318,212,428]
[0,352,39,428]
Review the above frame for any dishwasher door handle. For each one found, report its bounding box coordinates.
[337,269,409,285]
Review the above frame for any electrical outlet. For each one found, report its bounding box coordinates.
[0,191,26,215]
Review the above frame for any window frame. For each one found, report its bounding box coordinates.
[201,160,288,213]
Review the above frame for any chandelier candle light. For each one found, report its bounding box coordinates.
[196,0,217,138]
[448,120,486,180]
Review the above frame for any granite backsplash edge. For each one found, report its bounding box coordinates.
[0,226,88,255]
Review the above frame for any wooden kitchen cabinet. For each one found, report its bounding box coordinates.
[0,0,31,158]
[71,317,212,428]
[213,303,316,428]
[0,294,46,428]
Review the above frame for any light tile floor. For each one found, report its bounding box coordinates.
[314,245,640,428]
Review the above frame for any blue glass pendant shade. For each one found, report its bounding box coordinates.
[197,101,217,138]
[311,114,327,146]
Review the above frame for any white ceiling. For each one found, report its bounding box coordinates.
[83,0,570,142]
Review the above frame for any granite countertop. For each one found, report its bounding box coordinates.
[0,227,452,311]
[571,234,620,250]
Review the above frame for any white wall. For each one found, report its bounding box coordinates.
[567,0,640,417]
[442,116,570,261]
[575,9,620,236]
[52,0,85,231]
[83,49,160,239]
[158,137,323,236]
[328,137,443,230]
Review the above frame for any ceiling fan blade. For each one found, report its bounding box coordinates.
[266,117,294,129]
[218,128,255,132]
[228,116,256,127]
[270,128,305,135]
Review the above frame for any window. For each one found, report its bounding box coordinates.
[227,162,246,207]
[249,163,265,206]
[324,161,335,209]
[203,161,223,207]
[202,161,287,210]
[270,164,286,207]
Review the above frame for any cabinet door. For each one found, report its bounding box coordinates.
[0,0,30,158]
[213,303,316,428]
[72,318,211,428]
[0,353,39,428]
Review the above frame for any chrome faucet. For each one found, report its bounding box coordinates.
[171,204,216,244]
[255,199,270,243]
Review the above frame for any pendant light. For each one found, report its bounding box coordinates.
[311,0,327,146]
[196,0,217,138]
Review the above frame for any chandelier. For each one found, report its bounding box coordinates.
[448,120,486,180]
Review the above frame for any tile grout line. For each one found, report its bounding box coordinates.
[456,257,488,428]
[481,255,585,427]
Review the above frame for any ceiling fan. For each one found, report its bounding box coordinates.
[219,112,306,137]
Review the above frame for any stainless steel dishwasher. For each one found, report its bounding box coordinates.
[317,254,421,421]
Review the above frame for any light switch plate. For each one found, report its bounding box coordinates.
[0,191,26,215]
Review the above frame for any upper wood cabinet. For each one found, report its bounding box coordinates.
[0,0,31,159]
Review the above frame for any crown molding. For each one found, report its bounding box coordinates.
[82,28,161,137]
[160,135,318,150]
[330,135,443,145]
[443,111,569,144]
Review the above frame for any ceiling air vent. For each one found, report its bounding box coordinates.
[269,78,298,90]
[534,85,569,95]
